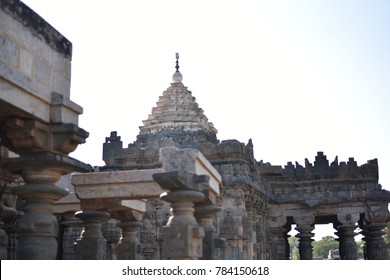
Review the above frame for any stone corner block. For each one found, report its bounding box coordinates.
[159,147,221,194]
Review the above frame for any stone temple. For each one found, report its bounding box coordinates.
[0,0,389,260]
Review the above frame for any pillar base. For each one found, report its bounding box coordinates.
[163,223,204,260]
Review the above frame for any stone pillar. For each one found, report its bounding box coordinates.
[267,215,288,260]
[0,180,18,260]
[362,204,390,260]
[153,171,206,260]
[0,221,7,259]
[295,216,314,260]
[6,154,88,260]
[115,211,143,260]
[268,227,289,260]
[61,215,83,260]
[336,213,359,260]
[74,210,109,260]
[195,204,224,260]
[13,183,67,259]
[363,222,389,260]
[102,219,121,260]
[0,183,17,260]
[0,118,89,259]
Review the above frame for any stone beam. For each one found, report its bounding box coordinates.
[72,169,164,201]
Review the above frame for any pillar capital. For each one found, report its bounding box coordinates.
[2,152,90,184]
[294,215,315,226]
[337,212,360,225]
[0,118,88,156]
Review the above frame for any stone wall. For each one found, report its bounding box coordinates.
[0,0,81,124]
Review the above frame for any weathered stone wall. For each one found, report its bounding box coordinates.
[0,0,81,124]
[0,0,89,260]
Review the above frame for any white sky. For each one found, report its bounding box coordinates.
[23,0,390,238]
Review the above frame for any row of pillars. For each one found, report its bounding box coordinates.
[69,201,222,260]
[270,215,389,260]
[0,123,223,260]
[0,169,223,260]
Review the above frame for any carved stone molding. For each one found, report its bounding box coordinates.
[0,117,88,156]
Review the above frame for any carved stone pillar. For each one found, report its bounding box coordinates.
[102,219,121,260]
[0,180,18,260]
[0,183,17,260]
[362,204,390,260]
[5,154,89,260]
[0,220,7,260]
[337,213,359,260]
[0,118,89,259]
[267,214,288,260]
[153,171,206,260]
[363,222,389,260]
[295,216,314,260]
[195,204,224,260]
[61,215,83,260]
[0,191,7,259]
[268,227,289,260]
[115,211,143,260]
[74,210,109,260]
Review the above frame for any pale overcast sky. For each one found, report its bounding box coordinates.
[22,0,390,199]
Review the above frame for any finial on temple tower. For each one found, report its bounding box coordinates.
[175,53,180,72]
[172,52,183,83]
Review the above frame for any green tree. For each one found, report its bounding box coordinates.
[356,239,365,259]
[288,236,299,260]
[312,236,339,259]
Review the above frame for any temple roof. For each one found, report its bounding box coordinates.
[138,54,217,135]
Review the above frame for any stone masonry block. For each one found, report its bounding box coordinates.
[33,56,52,87]
[18,47,33,76]
[0,35,18,67]
[160,147,221,194]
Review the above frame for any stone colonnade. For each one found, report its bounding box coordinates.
[267,210,389,260]
[68,147,222,260]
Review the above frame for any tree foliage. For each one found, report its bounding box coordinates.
[312,236,339,259]
[356,239,365,259]
[288,236,300,260]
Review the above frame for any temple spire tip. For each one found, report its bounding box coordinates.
[172,52,183,83]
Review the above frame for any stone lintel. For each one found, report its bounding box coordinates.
[160,147,221,195]
[72,169,164,200]
[78,198,146,214]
